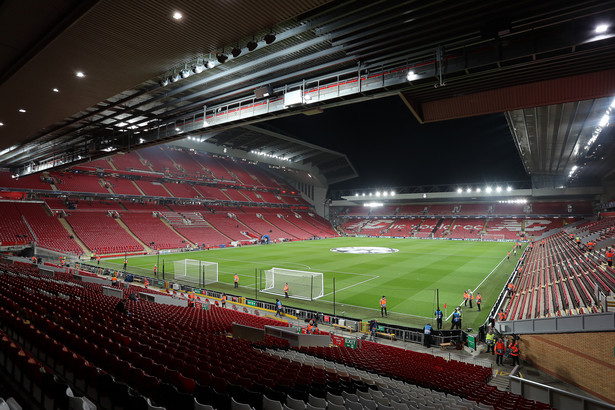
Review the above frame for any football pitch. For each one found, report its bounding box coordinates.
[105,237,522,329]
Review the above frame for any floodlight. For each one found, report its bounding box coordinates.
[406,71,417,81]
[599,114,609,127]
[231,46,242,58]
[506,186,512,192]
[595,24,609,34]
[247,39,258,51]
[376,192,381,197]
[217,53,228,64]
[466,188,471,193]
[355,193,358,197]
[383,191,388,197]
[172,11,183,20]
[369,193,372,196]
[457,188,462,193]
[192,63,204,74]
[486,186,493,193]
[362,193,365,196]
[390,191,395,196]
[264,32,276,44]
[476,188,481,193]
[496,186,502,192]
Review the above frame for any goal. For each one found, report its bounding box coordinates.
[261,268,324,301]
[482,233,505,242]
[173,259,218,285]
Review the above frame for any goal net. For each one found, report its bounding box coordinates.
[173,259,218,285]
[261,268,324,301]
[482,233,505,242]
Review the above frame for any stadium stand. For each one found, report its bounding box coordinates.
[457,204,488,216]
[355,219,395,236]
[108,151,151,172]
[0,202,34,246]
[194,154,236,181]
[434,218,454,238]
[50,172,109,194]
[162,181,200,199]
[447,219,485,240]
[65,211,144,254]
[236,207,295,240]
[193,185,233,201]
[0,262,551,410]
[164,147,207,175]
[119,212,187,250]
[0,171,53,191]
[104,177,144,196]
[138,146,177,174]
[222,188,251,202]
[17,202,83,254]
[134,180,172,197]
[483,219,523,240]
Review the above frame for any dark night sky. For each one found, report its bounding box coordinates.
[266,95,529,191]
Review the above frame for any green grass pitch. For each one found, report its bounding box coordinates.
[105,237,522,329]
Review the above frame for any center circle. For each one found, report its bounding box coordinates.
[330,246,399,254]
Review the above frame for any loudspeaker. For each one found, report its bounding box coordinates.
[254,85,272,99]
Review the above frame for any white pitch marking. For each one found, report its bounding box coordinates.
[445,254,508,321]
[323,275,380,297]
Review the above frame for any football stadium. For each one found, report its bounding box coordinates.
[0,1,614,409]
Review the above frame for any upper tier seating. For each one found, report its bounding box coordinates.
[258,191,285,204]
[369,205,398,216]
[0,202,34,245]
[109,151,151,171]
[50,173,109,194]
[17,202,83,254]
[221,188,250,202]
[397,205,429,216]
[164,148,206,174]
[66,211,144,254]
[426,204,455,215]
[193,185,233,201]
[194,154,236,181]
[105,177,143,196]
[457,204,488,216]
[239,189,265,203]
[120,212,186,250]
[163,182,200,199]
[134,180,172,197]
[294,211,337,237]
[491,203,525,215]
[120,201,170,212]
[138,146,177,174]
[0,171,53,190]
[236,208,294,240]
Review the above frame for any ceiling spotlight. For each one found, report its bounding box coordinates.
[247,39,258,51]
[175,127,181,132]
[231,46,242,58]
[52,88,59,93]
[264,32,276,44]
[0,122,4,126]
[595,24,609,34]
[172,11,183,20]
[171,73,180,82]
[217,53,228,64]
[18,109,26,113]
[407,71,417,81]
[206,60,215,69]
[75,71,85,78]
[180,68,191,79]
[160,77,169,87]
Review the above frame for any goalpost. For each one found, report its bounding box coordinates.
[173,259,218,285]
[261,268,324,301]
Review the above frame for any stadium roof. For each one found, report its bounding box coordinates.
[0,0,614,189]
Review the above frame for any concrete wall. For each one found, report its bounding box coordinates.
[520,332,615,404]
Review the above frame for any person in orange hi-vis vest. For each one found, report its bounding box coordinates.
[606,248,613,267]
[144,278,149,288]
[153,264,157,277]
[463,291,469,307]
[498,309,507,321]
[475,292,482,311]
[221,293,227,308]
[495,338,506,366]
[284,283,289,298]
[380,296,387,317]
[234,274,239,288]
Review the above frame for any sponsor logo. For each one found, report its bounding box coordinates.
[330,246,399,254]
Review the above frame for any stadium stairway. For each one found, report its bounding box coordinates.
[56,217,91,255]
[158,217,196,246]
[114,218,154,252]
